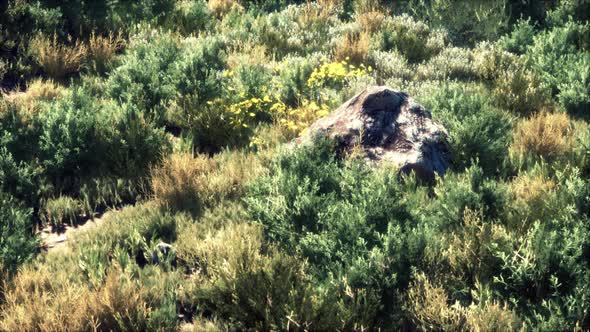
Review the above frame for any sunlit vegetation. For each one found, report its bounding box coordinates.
[0,0,589,330]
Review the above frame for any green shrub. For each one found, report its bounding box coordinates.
[575,123,590,175]
[526,20,590,117]
[251,4,338,58]
[0,192,37,273]
[39,87,168,199]
[40,196,82,227]
[246,138,417,329]
[420,86,513,176]
[273,55,321,106]
[414,47,477,81]
[99,103,170,179]
[556,55,590,119]
[0,143,42,208]
[39,87,103,182]
[425,165,510,228]
[375,15,447,63]
[369,50,413,83]
[109,32,226,133]
[166,0,213,35]
[107,32,183,123]
[403,0,510,46]
[498,18,536,55]
[546,0,590,27]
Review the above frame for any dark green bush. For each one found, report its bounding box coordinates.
[0,192,37,273]
[39,87,102,182]
[375,15,446,63]
[109,33,225,128]
[402,0,510,46]
[499,19,536,55]
[99,103,170,179]
[421,86,513,176]
[526,20,590,117]
[107,33,183,123]
[246,138,420,328]
[39,87,169,195]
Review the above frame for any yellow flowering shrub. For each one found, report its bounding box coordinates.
[217,60,372,143]
[307,59,371,88]
[270,98,332,137]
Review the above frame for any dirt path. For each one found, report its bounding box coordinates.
[40,210,119,252]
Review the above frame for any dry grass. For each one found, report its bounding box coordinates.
[440,209,511,283]
[406,272,521,331]
[492,67,549,115]
[357,10,386,33]
[510,111,574,163]
[178,222,264,278]
[354,0,381,14]
[151,150,264,216]
[465,301,521,332]
[226,44,269,69]
[510,173,555,209]
[208,0,242,18]
[88,31,125,74]
[406,272,465,331]
[508,170,557,230]
[334,30,371,64]
[29,33,87,80]
[2,78,63,117]
[298,0,340,27]
[0,263,175,331]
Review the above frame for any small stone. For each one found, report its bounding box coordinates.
[151,242,175,265]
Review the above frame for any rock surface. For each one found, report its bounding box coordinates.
[296,86,451,181]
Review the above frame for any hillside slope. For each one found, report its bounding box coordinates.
[0,0,589,330]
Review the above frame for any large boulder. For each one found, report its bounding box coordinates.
[295,86,451,181]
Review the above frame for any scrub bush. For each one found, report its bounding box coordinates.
[375,15,447,63]
[246,138,417,328]
[526,20,590,118]
[0,193,37,273]
[39,87,168,199]
[40,196,82,227]
[421,86,513,176]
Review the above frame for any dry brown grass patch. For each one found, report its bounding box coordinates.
[406,272,521,331]
[334,30,371,64]
[510,111,574,162]
[88,31,125,73]
[298,0,340,27]
[151,150,263,215]
[29,32,87,80]
[208,0,242,18]
[357,10,386,33]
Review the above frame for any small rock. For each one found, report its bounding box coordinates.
[151,242,176,265]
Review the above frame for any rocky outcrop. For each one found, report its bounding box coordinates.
[296,86,451,181]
